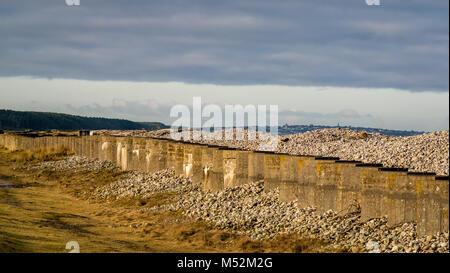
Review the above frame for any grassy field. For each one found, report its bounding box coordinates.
[0,145,327,253]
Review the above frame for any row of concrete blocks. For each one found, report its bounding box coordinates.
[0,134,448,236]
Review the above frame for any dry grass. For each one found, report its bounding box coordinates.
[10,146,72,162]
[235,234,338,253]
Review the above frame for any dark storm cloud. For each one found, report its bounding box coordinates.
[0,0,448,91]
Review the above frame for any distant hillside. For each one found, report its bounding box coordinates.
[0,109,168,131]
[277,124,425,137]
[1,109,427,137]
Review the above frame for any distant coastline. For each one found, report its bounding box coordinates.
[0,109,426,137]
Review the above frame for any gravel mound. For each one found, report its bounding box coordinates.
[92,169,199,200]
[26,155,119,172]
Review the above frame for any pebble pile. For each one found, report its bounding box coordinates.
[26,155,119,172]
[93,169,199,200]
[97,128,449,175]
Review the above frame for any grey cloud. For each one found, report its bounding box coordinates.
[0,0,448,91]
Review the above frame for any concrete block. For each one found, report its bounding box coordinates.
[203,146,224,192]
[416,175,449,236]
[296,156,319,209]
[335,160,363,214]
[183,143,194,178]
[192,144,204,185]
[315,157,341,214]
[384,170,416,226]
[279,154,299,202]
[248,152,264,182]
[236,150,250,186]
[222,148,238,188]
[357,163,385,221]
[263,152,281,192]
[173,141,184,176]
[130,137,147,171]
[200,144,214,190]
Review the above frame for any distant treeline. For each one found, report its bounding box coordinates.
[0,109,168,131]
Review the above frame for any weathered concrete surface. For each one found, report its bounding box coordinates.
[416,175,449,236]
[222,148,238,189]
[174,141,185,176]
[296,156,319,209]
[183,143,194,179]
[279,155,299,202]
[438,176,449,234]
[0,134,448,236]
[149,139,166,173]
[236,150,250,186]
[200,144,214,190]
[335,160,362,214]
[201,146,224,192]
[165,140,177,172]
[359,164,389,221]
[248,152,264,182]
[191,144,204,185]
[315,157,340,214]
[99,136,115,162]
[262,152,281,192]
[386,171,423,226]
[115,137,129,170]
[130,137,147,172]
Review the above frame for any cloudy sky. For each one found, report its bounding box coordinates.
[0,0,448,131]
